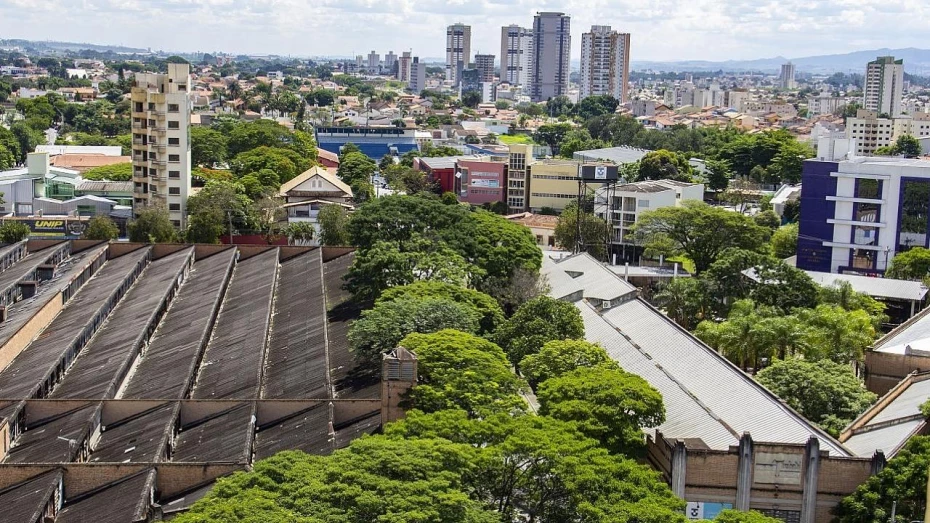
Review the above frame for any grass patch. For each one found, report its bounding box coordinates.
[667,256,696,274]
[499,134,536,145]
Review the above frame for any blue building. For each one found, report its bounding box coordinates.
[798,137,930,274]
[314,127,419,160]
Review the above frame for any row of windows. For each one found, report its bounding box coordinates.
[530,192,575,199]
[532,174,577,181]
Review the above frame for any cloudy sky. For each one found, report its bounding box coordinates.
[1,0,928,62]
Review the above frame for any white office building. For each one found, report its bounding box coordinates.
[579,26,631,103]
[130,63,192,229]
[384,51,397,75]
[409,57,427,94]
[500,25,533,87]
[864,56,904,116]
[367,51,380,74]
[594,179,704,249]
[846,109,930,156]
[446,23,472,84]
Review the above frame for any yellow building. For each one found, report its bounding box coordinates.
[528,159,613,212]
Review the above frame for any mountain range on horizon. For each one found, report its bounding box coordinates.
[630,47,930,75]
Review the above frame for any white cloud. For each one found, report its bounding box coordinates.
[0,0,929,61]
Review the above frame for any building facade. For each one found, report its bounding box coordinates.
[130,63,192,229]
[446,23,472,84]
[397,52,412,83]
[409,57,427,94]
[594,179,704,251]
[798,137,930,274]
[779,62,796,90]
[279,166,353,245]
[474,53,496,83]
[846,109,930,156]
[530,12,571,102]
[506,144,532,212]
[579,26,631,103]
[864,56,904,116]
[527,159,586,211]
[500,25,533,87]
[383,51,397,75]
[367,51,380,74]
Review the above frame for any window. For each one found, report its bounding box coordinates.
[134,102,143,112]
[148,102,155,111]
[637,199,650,208]
[169,203,181,211]
[168,121,180,130]
[171,220,181,227]
[168,154,180,162]
[169,187,180,195]
[169,170,180,179]
[168,137,179,145]
[168,103,179,112]
[898,180,930,251]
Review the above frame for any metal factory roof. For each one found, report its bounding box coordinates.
[543,252,638,304]
[56,470,154,523]
[191,249,278,399]
[543,258,853,456]
[0,471,62,522]
[874,305,930,355]
[841,373,930,458]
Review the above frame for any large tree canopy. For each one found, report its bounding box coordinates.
[494,296,585,367]
[755,359,876,436]
[378,282,504,334]
[633,201,770,273]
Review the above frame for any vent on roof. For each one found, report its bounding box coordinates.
[566,270,583,279]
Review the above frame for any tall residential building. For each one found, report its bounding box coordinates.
[474,53,495,83]
[864,56,905,116]
[130,63,192,228]
[578,25,630,102]
[397,51,412,83]
[500,25,532,86]
[367,50,380,73]
[446,23,472,84]
[507,143,533,212]
[410,57,427,94]
[846,109,930,156]
[384,51,397,75]
[530,12,571,102]
[779,62,796,90]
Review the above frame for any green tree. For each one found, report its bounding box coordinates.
[819,280,888,329]
[461,90,482,108]
[127,207,178,243]
[705,159,732,192]
[634,201,770,273]
[771,223,798,258]
[703,248,768,308]
[337,151,377,186]
[400,330,526,417]
[553,200,610,259]
[894,134,922,158]
[637,149,693,182]
[186,180,255,244]
[349,298,481,367]
[379,282,504,334]
[557,128,606,159]
[537,365,665,456]
[82,162,132,181]
[229,146,309,186]
[344,235,479,301]
[9,122,45,163]
[494,296,585,367]
[887,246,930,280]
[834,436,930,522]
[710,510,783,523]
[0,221,30,243]
[573,95,619,120]
[749,257,820,311]
[653,277,710,330]
[753,210,781,231]
[280,221,315,245]
[533,122,574,150]
[755,359,877,436]
[190,126,228,167]
[317,203,351,246]
[796,305,876,363]
[81,215,119,240]
[520,340,613,388]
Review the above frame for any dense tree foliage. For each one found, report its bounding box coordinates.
[887,246,930,280]
[537,365,665,455]
[633,201,770,273]
[379,282,504,334]
[81,215,119,240]
[81,162,132,181]
[316,203,351,246]
[520,340,612,388]
[637,149,694,182]
[834,436,930,522]
[553,200,610,258]
[400,330,527,417]
[190,126,229,167]
[494,296,585,367]
[756,359,876,436]
[770,223,798,258]
[185,180,256,243]
[127,207,178,243]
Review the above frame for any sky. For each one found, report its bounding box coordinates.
[1,0,929,63]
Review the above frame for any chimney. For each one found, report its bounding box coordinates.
[381,347,418,423]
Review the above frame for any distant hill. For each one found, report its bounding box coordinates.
[631,48,930,75]
[0,39,150,55]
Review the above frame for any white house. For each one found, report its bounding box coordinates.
[278,167,354,245]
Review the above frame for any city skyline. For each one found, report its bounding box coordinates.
[2,0,929,63]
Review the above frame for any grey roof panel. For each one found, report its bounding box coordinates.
[0,471,61,523]
[843,419,924,457]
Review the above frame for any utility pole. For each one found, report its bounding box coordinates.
[227,210,234,245]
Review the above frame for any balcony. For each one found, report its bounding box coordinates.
[151,159,167,168]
